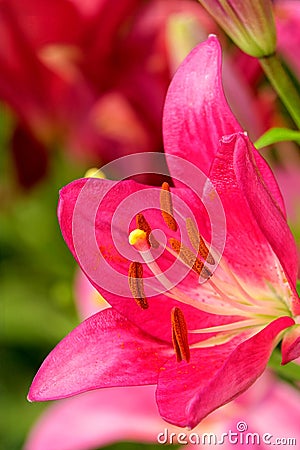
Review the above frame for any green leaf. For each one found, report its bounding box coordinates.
[268,348,300,382]
[254,127,300,149]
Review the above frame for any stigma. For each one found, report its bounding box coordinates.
[129,229,148,249]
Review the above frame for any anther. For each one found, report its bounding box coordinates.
[136,213,159,248]
[171,307,190,363]
[128,262,148,309]
[160,182,177,231]
[169,238,212,279]
[185,218,215,265]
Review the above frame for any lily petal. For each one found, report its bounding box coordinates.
[233,132,299,293]
[28,308,170,402]
[163,35,241,177]
[207,132,297,295]
[156,316,294,429]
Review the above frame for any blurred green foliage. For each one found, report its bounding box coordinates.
[0,104,80,449]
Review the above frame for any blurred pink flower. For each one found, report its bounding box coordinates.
[0,0,218,188]
[25,385,163,450]
[275,0,300,79]
[25,373,300,450]
[275,166,300,225]
[0,0,143,187]
[274,165,300,277]
[215,374,300,450]
[74,269,110,320]
[28,36,300,429]
[0,0,277,188]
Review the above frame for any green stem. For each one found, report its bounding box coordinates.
[259,53,300,129]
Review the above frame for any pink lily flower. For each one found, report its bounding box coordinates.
[28,36,300,429]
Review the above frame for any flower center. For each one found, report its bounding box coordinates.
[128,182,292,362]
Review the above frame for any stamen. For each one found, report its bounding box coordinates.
[140,248,257,317]
[167,239,265,313]
[146,239,266,315]
[185,218,215,265]
[169,238,212,279]
[128,262,148,309]
[171,307,190,362]
[160,182,177,231]
[136,213,159,248]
